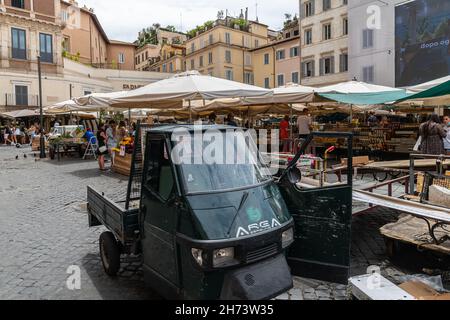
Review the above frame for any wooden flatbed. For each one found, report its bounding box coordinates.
[380,215,450,255]
[364,159,450,170]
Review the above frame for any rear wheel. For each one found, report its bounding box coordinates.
[99,231,121,276]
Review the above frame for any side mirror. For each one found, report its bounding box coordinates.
[287,166,302,185]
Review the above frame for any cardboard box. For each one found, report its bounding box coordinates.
[399,281,450,300]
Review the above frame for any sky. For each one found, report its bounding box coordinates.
[78,0,299,42]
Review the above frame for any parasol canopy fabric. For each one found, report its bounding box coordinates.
[317,81,411,105]
[0,109,39,118]
[110,71,272,109]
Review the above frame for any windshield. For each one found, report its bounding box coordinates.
[171,129,272,193]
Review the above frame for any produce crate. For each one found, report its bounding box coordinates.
[113,152,132,176]
[31,136,49,151]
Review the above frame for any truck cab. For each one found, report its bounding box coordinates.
[87,125,353,299]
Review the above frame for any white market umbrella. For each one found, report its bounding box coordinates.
[0,109,39,118]
[44,100,101,114]
[110,71,272,109]
[243,83,319,105]
[319,81,404,94]
[75,91,128,109]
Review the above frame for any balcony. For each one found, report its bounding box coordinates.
[91,62,125,70]
[1,46,59,65]
[5,94,39,108]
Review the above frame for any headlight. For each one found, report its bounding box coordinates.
[191,248,204,266]
[282,228,294,248]
[213,247,236,268]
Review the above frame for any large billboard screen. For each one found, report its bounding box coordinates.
[395,0,450,87]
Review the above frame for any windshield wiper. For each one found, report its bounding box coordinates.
[226,191,249,237]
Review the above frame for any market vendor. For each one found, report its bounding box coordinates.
[83,128,96,144]
[280,115,290,153]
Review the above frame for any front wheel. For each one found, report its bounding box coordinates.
[99,231,121,276]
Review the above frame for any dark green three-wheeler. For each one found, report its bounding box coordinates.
[87,125,353,299]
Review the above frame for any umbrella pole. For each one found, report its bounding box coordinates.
[349,104,353,124]
[189,100,192,124]
[289,104,293,153]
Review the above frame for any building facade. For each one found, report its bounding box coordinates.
[0,0,169,112]
[299,0,349,87]
[348,0,401,87]
[252,36,301,88]
[149,43,186,73]
[60,0,136,70]
[185,18,270,84]
[0,0,64,109]
[349,0,450,88]
[134,28,187,71]
[135,44,160,71]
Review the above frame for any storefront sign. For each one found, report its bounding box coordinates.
[122,84,144,90]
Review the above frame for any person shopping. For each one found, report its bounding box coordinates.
[96,123,108,171]
[419,114,446,155]
[443,116,450,155]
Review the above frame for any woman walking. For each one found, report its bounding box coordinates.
[419,114,446,155]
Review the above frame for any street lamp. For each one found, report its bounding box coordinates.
[37,56,46,158]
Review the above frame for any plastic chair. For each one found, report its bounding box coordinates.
[83,136,98,160]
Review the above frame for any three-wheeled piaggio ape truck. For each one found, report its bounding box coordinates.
[87,124,353,300]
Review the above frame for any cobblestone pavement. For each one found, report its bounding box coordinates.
[0,145,443,300]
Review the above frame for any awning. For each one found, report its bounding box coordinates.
[395,79,450,104]
[320,91,412,105]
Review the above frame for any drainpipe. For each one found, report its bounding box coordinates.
[298,0,302,85]
[89,17,93,64]
[272,46,276,88]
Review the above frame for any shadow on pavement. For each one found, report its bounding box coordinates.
[81,252,162,300]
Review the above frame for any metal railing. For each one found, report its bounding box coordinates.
[0,46,58,65]
[91,62,124,70]
[5,93,39,107]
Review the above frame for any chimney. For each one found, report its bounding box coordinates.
[245,7,248,21]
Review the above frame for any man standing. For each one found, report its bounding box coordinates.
[297,109,312,139]
[443,115,450,154]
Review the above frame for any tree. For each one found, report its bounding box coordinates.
[165,25,176,32]
[217,10,224,20]
[137,23,161,48]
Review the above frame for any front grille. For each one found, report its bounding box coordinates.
[246,243,278,263]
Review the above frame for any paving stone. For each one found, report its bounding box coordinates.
[0,146,422,300]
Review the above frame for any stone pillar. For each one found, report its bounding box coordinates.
[29,28,38,71]
[0,22,10,68]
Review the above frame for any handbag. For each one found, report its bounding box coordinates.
[413,136,422,151]
[99,146,107,153]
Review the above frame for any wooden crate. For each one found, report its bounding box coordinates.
[31,136,49,151]
[341,156,370,166]
[112,152,132,176]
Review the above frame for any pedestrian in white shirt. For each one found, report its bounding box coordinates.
[443,116,450,154]
[297,109,312,139]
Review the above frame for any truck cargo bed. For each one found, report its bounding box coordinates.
[87,186,140,245]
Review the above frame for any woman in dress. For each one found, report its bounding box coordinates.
[419,114,446,155]
[96,123,108,171]
[106,120,117,165]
